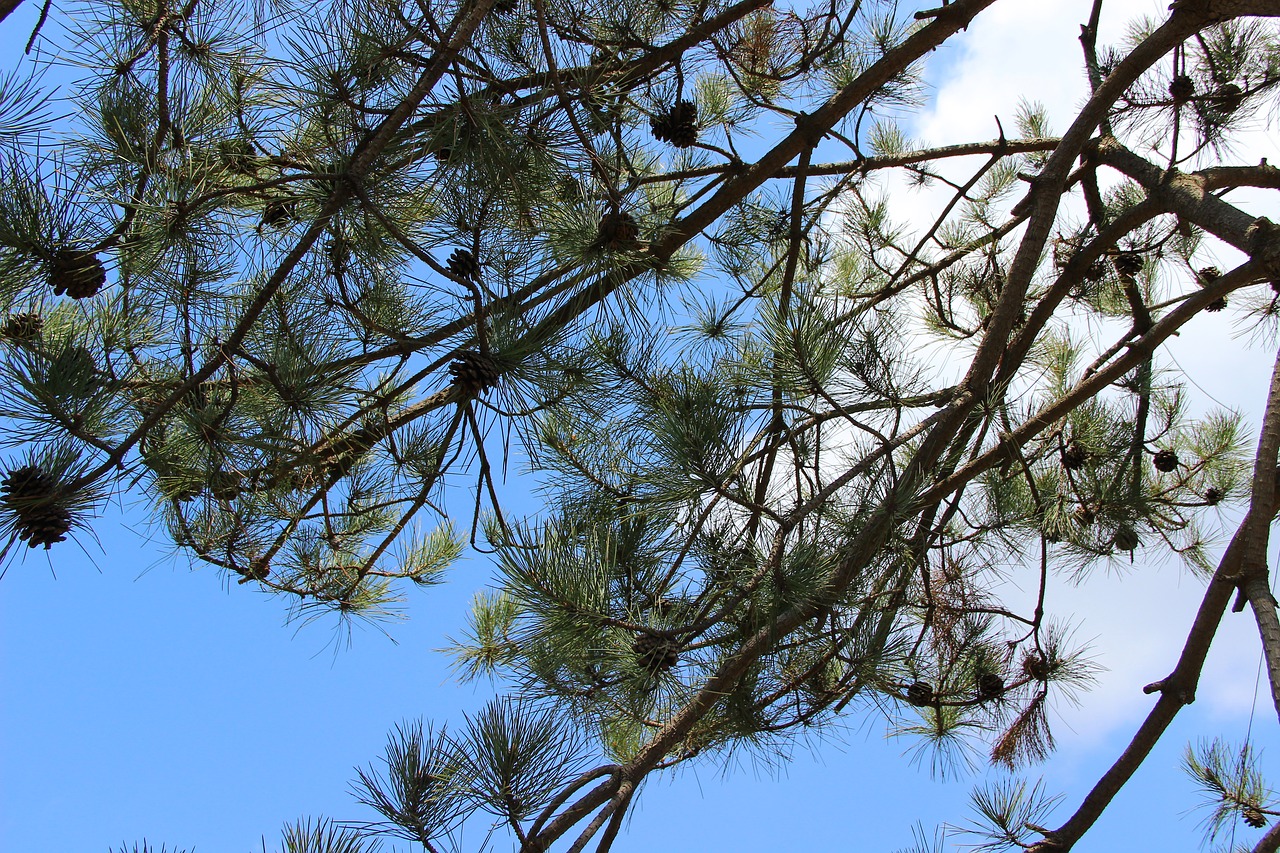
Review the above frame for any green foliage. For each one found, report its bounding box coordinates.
[458,698,591,820]
[1184,738,1276,844]
[5,0,1280,851]
[353,720,470,846]
[275,819,378,853]
[961,778,1063,853]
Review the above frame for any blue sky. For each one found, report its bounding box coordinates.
[3,1,1280,851]
[5,528,1275,851]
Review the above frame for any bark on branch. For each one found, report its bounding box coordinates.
[1238,349,1280,721]
[0,0,24,27]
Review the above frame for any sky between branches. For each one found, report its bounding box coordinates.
[2,0,1280,851]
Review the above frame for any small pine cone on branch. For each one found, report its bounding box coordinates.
[1212,82,1244,113]
[1206,296,1228,312]
[262,197,297,229]
[49,248,106,299]
[632,632,680,674]
[447,248,480,280]
[595,210,640,252]
[448,350,504,397]
[1061,440,1088,470]
[217,138,258,175]
[1243,806,1267,829]
[976,671,1005,701]
[210,470,244,502]
[1023,652,1050,681]
[237,559,271,584]
[1,465,73,550]
[1197,266,1221,285]
[1152,449,1179,472]
[1114,251,1144,278]
[2,313,43,342]
[1113,525,1140,552]
[905,681,935,706]
[650,100,698,148]
[1169,74,1195,103]
[1204,486,1223,505]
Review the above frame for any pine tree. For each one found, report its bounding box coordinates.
[4,0,1280,851]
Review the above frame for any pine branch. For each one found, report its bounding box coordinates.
[1236,348,1280,720]
[1026,321,1280,852]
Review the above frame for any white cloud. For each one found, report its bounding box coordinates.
[862,0,1280,746]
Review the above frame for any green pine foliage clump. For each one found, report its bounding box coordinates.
[3,0,1280,850]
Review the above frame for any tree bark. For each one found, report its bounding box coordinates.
[1253,817,1280,853]
[0,0,24,27]
[1239,349,1280,721]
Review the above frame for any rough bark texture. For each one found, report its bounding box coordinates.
[1240,351,1280,721]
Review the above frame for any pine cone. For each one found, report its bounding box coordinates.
[1206,296,1227,312]
[1243,805,1267,829]
[49,248,106,299]
[210,470,243,502]
[217,138,258,175]
[557,177,583,203]
[632,632,680,673]
[650,100,698,148]
[1061,440,1088,471]
[1113,525,1140,551]
[2,313,43,342]
[595,210,640,251]
[1197,266,1221,285]
[2,465,73,550]
[448,350,503,397]
[325,239,350,276]
[447,248,480,280]
[1204,486,1223,505]
[976,671,1005,701]
[1114,251,1144,277]
[1211,82,1244,113]
[1152,449,1179,472]
[262,197,296,229]
[905,681,935,706]
[51,345,97,396]
[238,559,271,583]
[1169,74,1195,103]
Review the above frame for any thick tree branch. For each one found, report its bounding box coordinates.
[1089,136,1270,254]
[1239,349,1280,720]
[1253,817,1280,853]
[0,0,23,26]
